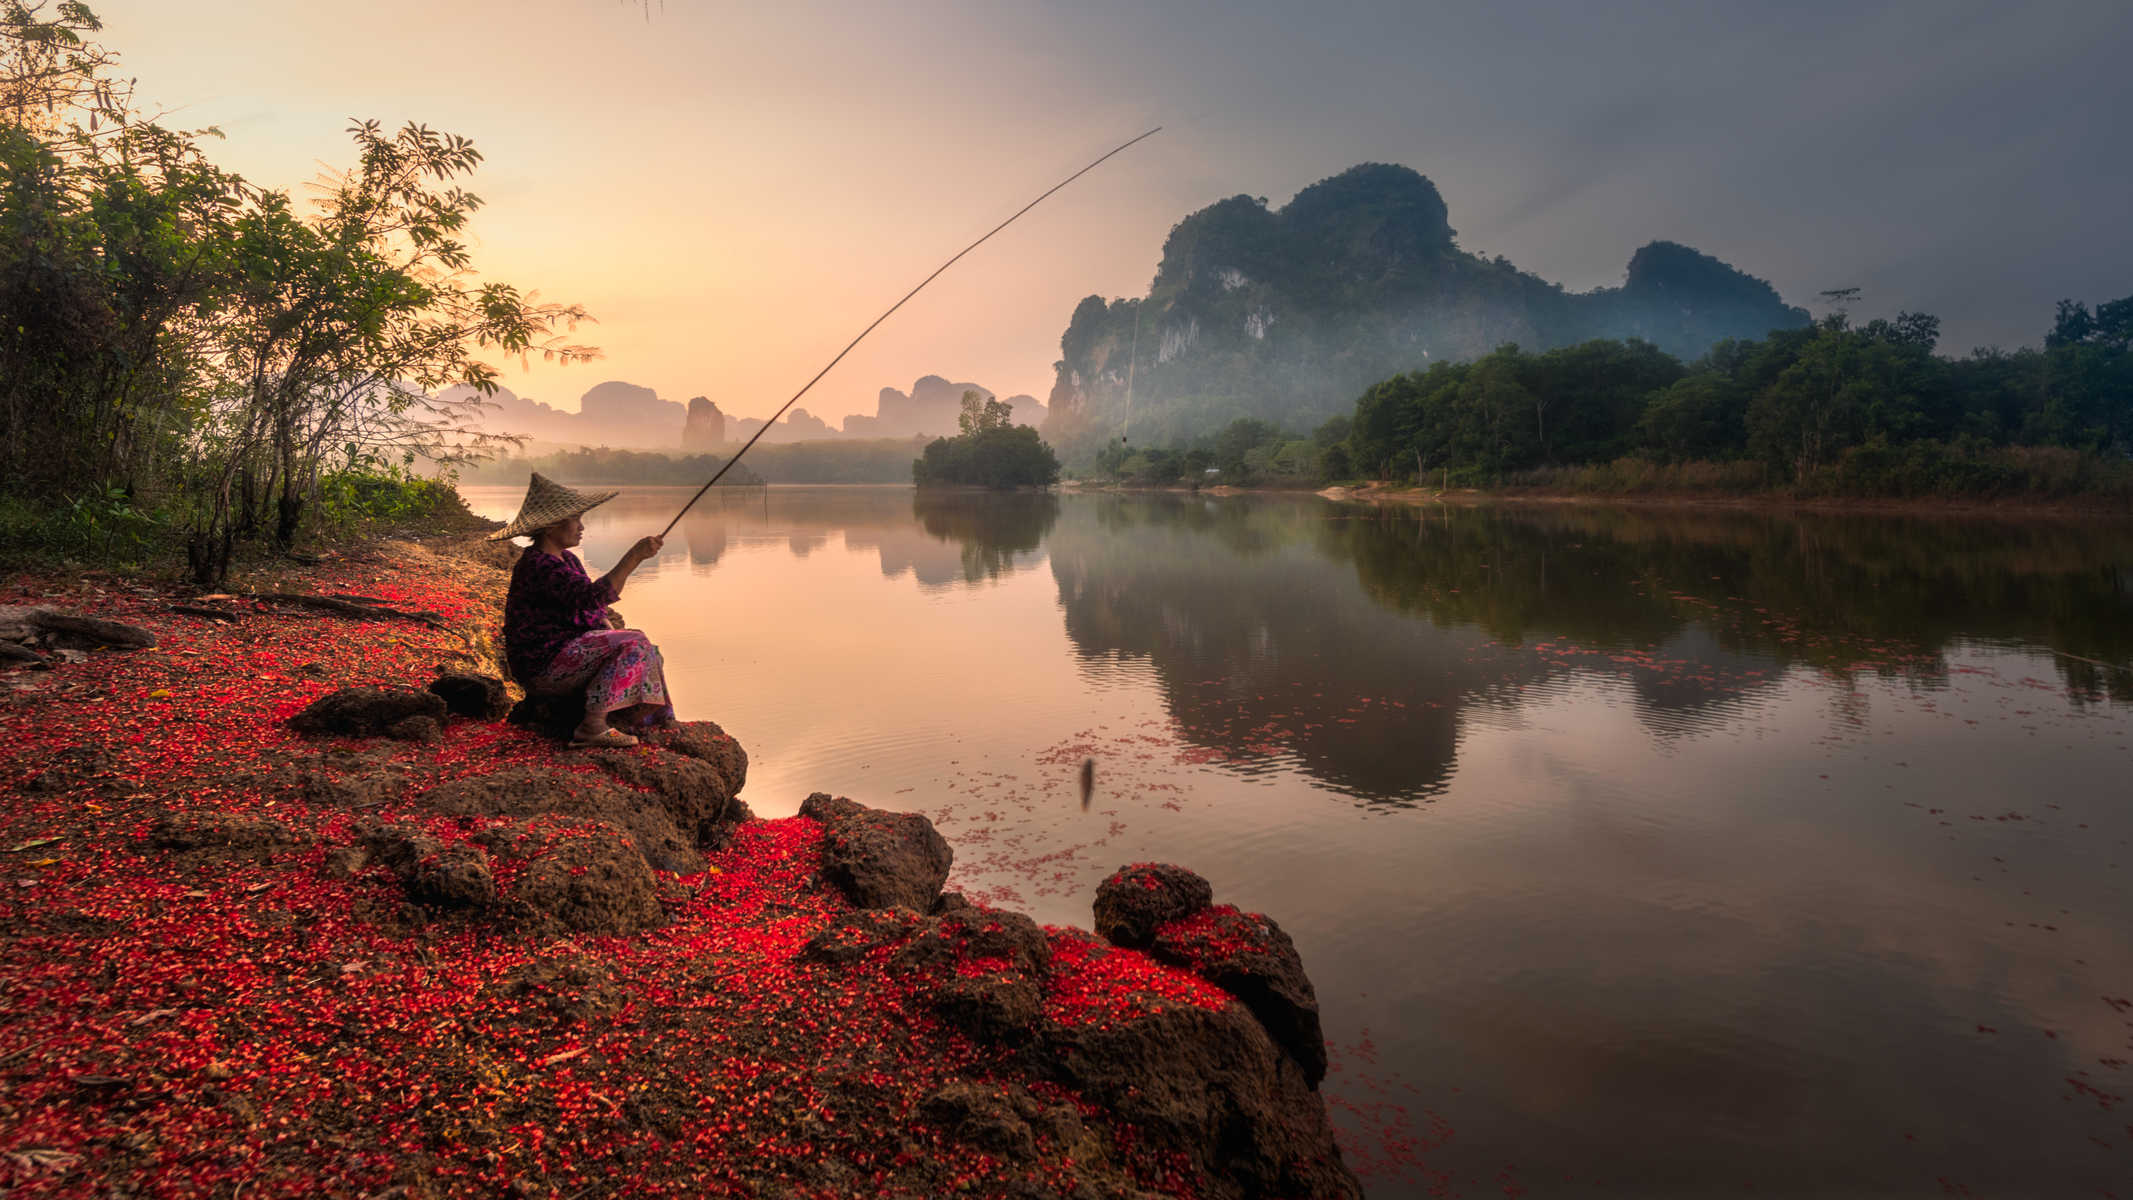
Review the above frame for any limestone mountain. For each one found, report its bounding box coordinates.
[448,380,688,450]
[682,397,726,452]
[1043,163,1807,451]
[842,375,1045,439]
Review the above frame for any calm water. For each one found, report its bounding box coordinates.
[462,485,2133,1198]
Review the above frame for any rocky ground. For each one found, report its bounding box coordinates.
[0,525,1360,1198]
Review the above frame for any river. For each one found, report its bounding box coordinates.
[460,484,2133,1198]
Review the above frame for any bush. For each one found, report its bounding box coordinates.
[315,469,463,532]
[913,425,1061,489]
[1505,458,1768,495]
[0,486,172,566]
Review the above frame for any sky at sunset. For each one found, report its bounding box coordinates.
[90,0,2133,425]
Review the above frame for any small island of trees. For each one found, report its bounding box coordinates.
[912,392,1061,488]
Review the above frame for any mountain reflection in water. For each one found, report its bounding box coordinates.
[1045,495,2132,804]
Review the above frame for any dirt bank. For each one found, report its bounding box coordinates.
[1318,482,2133,518]
[0,521,1357,1198]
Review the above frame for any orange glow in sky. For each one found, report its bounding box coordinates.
[87,0,1199,422]
[83,0,2133,420]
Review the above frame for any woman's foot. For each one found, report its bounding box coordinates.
[570,720,638,748]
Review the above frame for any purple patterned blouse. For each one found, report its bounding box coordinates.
[503,549,619,682]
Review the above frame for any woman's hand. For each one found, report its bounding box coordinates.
[600,535,665,600]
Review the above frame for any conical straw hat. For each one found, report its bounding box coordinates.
[486,472,620,541]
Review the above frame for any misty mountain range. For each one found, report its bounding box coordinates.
[458,161,1808,459]
[447,377,1045,453]
[1042,162,1811,452]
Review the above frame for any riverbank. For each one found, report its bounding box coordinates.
[1314,481,2133,518]
[0,518,1356,1197]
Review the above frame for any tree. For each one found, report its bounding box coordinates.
[914,424,1061,489]
[0,4,596,584]
[957,389,1012,435]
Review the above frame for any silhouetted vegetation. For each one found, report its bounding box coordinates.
[0,4,589,580]
[910,489,1059,583]
[1339,297,2133,497]
[912,392,1061,488]
[1045,163,1809,456]
[1037,498,2133,804]
[458,448,763,488]
[1089,416,1340,487]
[741,438,930,484]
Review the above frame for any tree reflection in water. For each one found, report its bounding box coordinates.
[1027,496,2133,805]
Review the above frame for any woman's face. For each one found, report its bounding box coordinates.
[541,515,585,549]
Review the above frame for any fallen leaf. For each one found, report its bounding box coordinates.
[6,1148,81,1172]
[4,837,59,852]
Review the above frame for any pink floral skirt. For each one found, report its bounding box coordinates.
[526,630,674,730]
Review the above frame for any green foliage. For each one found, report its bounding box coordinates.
[0,5,593,583]
[956,389,1013,436]
[313,465,462,532]
[913,424,1060,489]
[1087,417,1339,488]
[1333,295,2133,500]
[0,483,167,565]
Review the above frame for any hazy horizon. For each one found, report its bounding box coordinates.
[89,0,2133,423]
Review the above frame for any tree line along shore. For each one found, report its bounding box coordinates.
[1080,299,2133,505]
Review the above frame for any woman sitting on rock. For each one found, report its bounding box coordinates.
[493,473,673,748]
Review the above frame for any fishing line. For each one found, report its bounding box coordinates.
[660,125,1165,538]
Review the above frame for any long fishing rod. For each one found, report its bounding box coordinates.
[660,125,1165,538]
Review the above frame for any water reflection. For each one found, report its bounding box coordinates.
[451,485,2133,1195]
[533,486,1059,590]
[1028,496,2133,804]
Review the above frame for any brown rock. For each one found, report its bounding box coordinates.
[930,972,1043,1041]
[498,822,664,935]
[148,812,299,851]
[385,714,443,743]
[800,908,924,964]
[1092,863,1213,948]
[419,765,706,875]
[1151,905,1326,1087]
[643,720,750,797]
[428,672,509,720]
[287,687,448,739]
[585,746,737,841]
[801,792,952,912]
[921,1080,1037,1160]
[408,845,497,908]
[1040,1000,1360,1200]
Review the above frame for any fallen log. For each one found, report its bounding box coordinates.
[168,604,241,623]
[249,592,447,629]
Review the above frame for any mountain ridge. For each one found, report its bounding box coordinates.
[1044,163,1808,451]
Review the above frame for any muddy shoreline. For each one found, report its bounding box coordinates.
[0,516,1358,1198]
[1064,478,2133,518]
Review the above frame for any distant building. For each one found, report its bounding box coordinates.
[682,396,725,452]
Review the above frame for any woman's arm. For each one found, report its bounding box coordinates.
[598,535,665,599]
